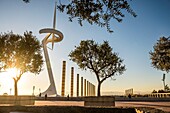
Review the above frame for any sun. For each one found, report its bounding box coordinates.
[6,68,19,78]
[0,68,19,95]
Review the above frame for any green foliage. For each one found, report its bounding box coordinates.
[22,0,136,33]
[22,0,30,3]
[69,40,126,96]
[0,31,43,96]
[57,0,137,33]
[165,84,170,91]
[152,90,157,93]
[0,31,43,74]
[158,89,166,93]
[150,36,170,72]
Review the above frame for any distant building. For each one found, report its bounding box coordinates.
[125,88,133,96]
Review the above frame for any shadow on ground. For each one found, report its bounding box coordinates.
[0,106,167,113]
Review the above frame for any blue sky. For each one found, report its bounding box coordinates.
[0,0,170,96]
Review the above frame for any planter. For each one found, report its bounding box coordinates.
[0,96,35,105]
[84,96,115,107]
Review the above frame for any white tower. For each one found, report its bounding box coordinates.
[39,4,64,96]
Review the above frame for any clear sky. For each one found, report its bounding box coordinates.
[0,0,170,96]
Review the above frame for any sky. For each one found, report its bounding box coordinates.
[0,0,170,96]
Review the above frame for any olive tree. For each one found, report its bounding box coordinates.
[58,0,137,33]
[0,31,43,96]
[22,0,137,33]
[22,0,29,3]
[150,36,170,72]
[69,40,126,96]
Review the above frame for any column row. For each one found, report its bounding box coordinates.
[60,61,95,97]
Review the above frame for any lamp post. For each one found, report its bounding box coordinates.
[10,88,12,95]
[162,73,165,91]
[39,88,41,94]
[33,86,35,95]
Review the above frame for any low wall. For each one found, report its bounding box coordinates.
[84,96,115,107]
[0,96,35,105]
[115,96,170,102]
[35,96,170,102]
[35,96,83,101]
[147,93,170,98]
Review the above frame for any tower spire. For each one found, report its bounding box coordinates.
[53,2,56,29]
[52,3,57,49]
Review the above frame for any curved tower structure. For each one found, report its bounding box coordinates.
[39,4,63,96]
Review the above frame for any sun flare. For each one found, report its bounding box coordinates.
[0,68,19,95]
[6,68,19,78]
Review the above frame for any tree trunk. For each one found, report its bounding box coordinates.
[97,82,101,96]
[14,79,18,96]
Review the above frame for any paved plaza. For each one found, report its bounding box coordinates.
[35,101,170,112]
[116,101,170,112]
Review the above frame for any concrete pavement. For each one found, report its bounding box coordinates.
[116,101,170,112]
[35,101,170,112]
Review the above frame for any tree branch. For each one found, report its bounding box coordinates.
[101,71,115,83]
[16,70,24,82]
